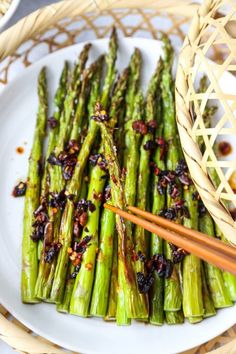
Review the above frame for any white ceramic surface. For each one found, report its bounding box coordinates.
[0,0,21,29]
[0,38,235,354]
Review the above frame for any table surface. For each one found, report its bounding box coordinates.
[1,3,60,353]
[3,0,61,30]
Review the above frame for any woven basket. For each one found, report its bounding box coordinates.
[0,0,236,353]
[176,0,236,245]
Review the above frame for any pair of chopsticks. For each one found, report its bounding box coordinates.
[104,204,236,276]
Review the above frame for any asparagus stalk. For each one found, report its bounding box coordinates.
[50,29,118,303]
[208,168,236,301]
[104,75,127,321]
[207,168,236,301]
[41,61,69,197]
[120,91,149,323]
[161,35,182,313]
[70,66,92,140]
[101,27,118,107]
[61,43,91,143]
[98,120,149,324]
[130,60,164,324]
[201,263,216,317]
[37,62,69,260]
[182,184,203,319]
[123,48,142,168]
[165,311,184,325]
[56,175,88,313]
[105,231,118,320]
[89,205,116,316]
[69,162,107,316]
[149,59,165,325]
[70,69,128,317]
[21,67,48,303]
[34,55,97,301]
[199,211,233,308]
[103,51,142,324]
[115,48,143,325]
[125,48,142,120]
[124,91,144,205]
[90,68,129,317]
[56,60,104,312]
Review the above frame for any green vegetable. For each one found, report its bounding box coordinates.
[199,211,233,309]
[50,29,118,303]
[90,68,129,317]
[21,67,48,303]
[161,34,182,314]
[98,120,149,324]
[182,185,203,319]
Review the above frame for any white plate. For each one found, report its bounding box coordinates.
[0,38,235,354]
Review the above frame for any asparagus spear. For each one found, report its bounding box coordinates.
[182,184,203,319]
[165,311,184,325]
[105,231,118,319]
[51,44,91,193]
[124,91,144,205]
[70,66,91,141]
[115,48,143,325]
[161,35,182,314]
[98,119,149,323]
[101,50,142,324]
[69,160,107,316]
[199,211,232,308]
[201,263,216,317]
[123,48,142,168]
[70,69,128,317]
[21,67,48,303]
[149,59,165,325]
[34,56,98,301]
[41,61,69,197]
[90,68,129,317]
[129,60,163,325]
[37,62,69,261]
[56,174,88,313]
[50,29,118,303]
[207,167,236,302]
[56,60,104,312]
[60,43,91,144]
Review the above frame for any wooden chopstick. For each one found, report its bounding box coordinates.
[128,205,236,259]
[104,204,236,276]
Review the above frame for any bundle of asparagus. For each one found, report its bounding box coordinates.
[18,28,236,326]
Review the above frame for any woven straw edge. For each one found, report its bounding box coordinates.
[0,0,234,353]
[175,0,236,244]
[0,0,198,61]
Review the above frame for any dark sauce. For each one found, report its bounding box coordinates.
[16,146,24,154]
[218,141,232,156]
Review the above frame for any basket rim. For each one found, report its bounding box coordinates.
[0,0,198,61]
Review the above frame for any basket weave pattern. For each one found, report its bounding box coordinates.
[0,1,235,353]
[176,0,236,244]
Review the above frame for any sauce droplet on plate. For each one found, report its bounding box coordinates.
[16,146,24,154]
[218,141,232,156]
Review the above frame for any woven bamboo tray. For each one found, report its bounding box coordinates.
[0,0,236,353]
[176,0,236,245]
